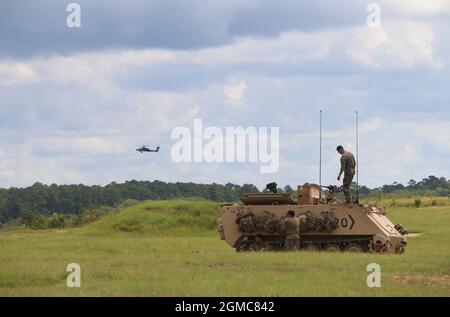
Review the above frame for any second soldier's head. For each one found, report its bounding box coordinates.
[286,210,295,218]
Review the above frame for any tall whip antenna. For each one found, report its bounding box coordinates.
[356,110,359,204]
[319,110,322,199]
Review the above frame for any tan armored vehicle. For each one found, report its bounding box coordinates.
[218,183,407,253]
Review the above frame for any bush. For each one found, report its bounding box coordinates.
[48,213,66,228]
[22,212,81,229]
[21,211,36,227]
[21,212,49,229]
[20,201,136,230]
[414,199,422,208]
[31,215,49,229]
[80,205,115,224]
[436,188,449,197]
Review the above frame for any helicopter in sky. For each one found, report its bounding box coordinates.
[136,145,160,153]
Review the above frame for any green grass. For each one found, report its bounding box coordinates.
[363,196,450,208]
[83,199,222,235]
[0,200,449,296]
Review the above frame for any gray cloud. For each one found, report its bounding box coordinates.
[0,0,408,58]
[228,0,366,36]
[0,0,235,57]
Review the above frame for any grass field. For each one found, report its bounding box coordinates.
[0,199,449,296]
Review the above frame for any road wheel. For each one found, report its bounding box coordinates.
[303,243,320,251]
[345,243,363,253]
[324,243,340,252]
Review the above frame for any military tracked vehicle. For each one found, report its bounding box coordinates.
[218,183,407,253]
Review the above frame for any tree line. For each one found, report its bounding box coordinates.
[0,180,259,223]
[0,176,448,224]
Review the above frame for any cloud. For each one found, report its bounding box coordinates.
[228,0,364,36]
[0,29,335,95]
[0,0,241,57]
[0,1,449,188]
[30,136,129,157]
[188,31,333,66]
[0,149,15,180]
[0,0,359,58]
[379,0,450,18]
[224,81,247,104]
[397,144,418,164]
[1,20,445,94]
[1,0,449,59]
[347,21,441,69]
[0,63,37,85]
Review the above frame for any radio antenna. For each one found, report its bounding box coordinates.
[355,110,359,204]
[319,110,323,199]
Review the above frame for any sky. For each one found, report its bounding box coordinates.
[0,0,449,189]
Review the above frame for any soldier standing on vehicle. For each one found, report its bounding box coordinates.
[336,145,356,203]
[283,210,300,250]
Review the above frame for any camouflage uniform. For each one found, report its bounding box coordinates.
[340,151,356,203]
[283,217,300,250]
[252,240,272,251]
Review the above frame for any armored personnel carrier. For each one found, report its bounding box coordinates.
[218,183,407,253]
